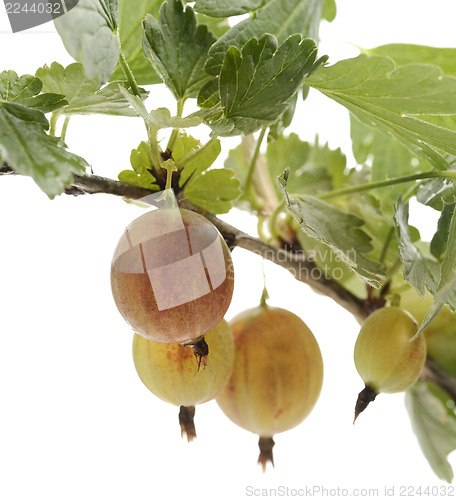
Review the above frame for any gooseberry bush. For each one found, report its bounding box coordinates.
[2,0,456,486]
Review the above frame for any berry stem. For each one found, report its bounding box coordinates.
[179,406,197,442]
[353,385,378,423]
[258,436,275,473]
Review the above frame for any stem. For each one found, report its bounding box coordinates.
[244,128,267,198]
[118,49,141,97]
[166,100,184,152]
[147,125,163,170]
[318,171,449,200]
[60,116,70,142]
[49,111,60,136]
[379,226,395,265]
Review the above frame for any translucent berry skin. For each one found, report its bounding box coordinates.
[111,208,234,344]
[354,306,427,394]
[132,319,235,407]
[216,306,323,438]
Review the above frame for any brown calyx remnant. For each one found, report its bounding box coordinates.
[183,336,209,371]
[179,406,197,442]
[353,385,378,423]
[258,436,275,473]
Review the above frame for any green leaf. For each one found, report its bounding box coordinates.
[405,382,456,483]
[307,55,456,170]
[417,204,456,335]
[350,115,432,211]
[36,63,148,116]
[416,177,456,211]
[110,0,163,85]
[118,141,160,190]
[0,70,67,113]
[322,0,336,22]
[367,44,456,77]
[183,168,241,213]
[266,133,346,196]
[201,34,327,136]
[278,171,384,286]
[177,138,221,186]
[66,83,148,116]
[194,0,268,18]
[0,102,87,198]
[142,0,216,100]
[431,202,455,260]
[36,62,100,103]
[148,108,202,129]
[204,0,323,77]
[394,199,441,295]
[196,14,230,38]
[54,0,120,84]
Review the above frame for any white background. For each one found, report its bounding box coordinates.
[0,1,455,499]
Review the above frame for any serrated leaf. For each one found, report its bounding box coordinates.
[0,102,87,198]
[367,44,456,77]
[406,382,456,483]
[278,172,384,286]
[416,177,456,211]
[417,204,456,336]
[0,70,67,113]
[118,141,160,190]
[177,138,221,186]
[148,108,202,128]
[183,168,241,213]
[67,83,148,116]
[110,0,163,85]
[204,0,323,77]
[142,0,216,100]
[266,133,346,196]
[54,0,120,84]
[394,199,441,295]
[36,63,148,116]
[307,55,456,170]
[194,0,268,18]
[202,34,327,136]
[350,115,433,211]
[36,62,100,103]
[431,203,455,260]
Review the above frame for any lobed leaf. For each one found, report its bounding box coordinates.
[0,70,67,113]
[278,171,384,286]
[367,44,456,77]
[0,102,87,198]
[394,199,441,295]
[54,0,120,84]
[307,55,456,170]
[110,0,163,84]
[406,382,456,483]
[142,0,216,100]
[201,34,327,136]
[183,168,241,214]
[204,0,323,77]
[118,141,160,190]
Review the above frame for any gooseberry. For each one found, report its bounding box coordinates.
[215,305,323,471]
[132,319,235,441]
[111,207,234,356]
[353,306,427,421]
